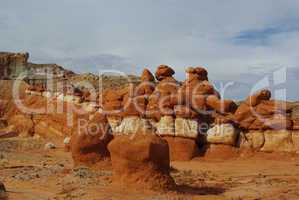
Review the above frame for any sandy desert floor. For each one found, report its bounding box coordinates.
[1,138,299,200]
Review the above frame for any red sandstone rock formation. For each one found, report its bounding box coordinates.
[155,65,175,81]
[108,134,175,191]
[235,90,293,130]
[70,113,113,168]
[245,89,271,107]
[146,65,179,121]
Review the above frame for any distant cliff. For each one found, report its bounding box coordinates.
[0,52,29,79]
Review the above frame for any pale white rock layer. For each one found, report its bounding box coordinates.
[175,117,199,139]
[156,116,175,136]
[207,123,238,145]
[261,130,294,153]
[114,116,152,135]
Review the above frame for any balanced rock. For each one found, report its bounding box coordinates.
[108,134,175,191]
[206,124,238,146]
[245,89,271,107]
[155,65,175,81]
[186,67,208,81]
[141,68,155,82]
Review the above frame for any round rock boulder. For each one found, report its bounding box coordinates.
[70,113,113,168]
[108,134,175,191]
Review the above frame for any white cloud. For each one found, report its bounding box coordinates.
[1,0,299,99]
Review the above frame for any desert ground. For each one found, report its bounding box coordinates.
[1,137,299,200]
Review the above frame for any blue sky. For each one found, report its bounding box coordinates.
[1,0,299,100]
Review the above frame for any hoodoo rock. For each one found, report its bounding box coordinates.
[235,90,293,133]
[70,113,113,168]
[108,134,175,191]
[141,68,155,82]
[245,89,271,107]
[101,88,128,117]
[186,66,208,81]
[146,65,179,121]
[155,65,175,81]
[136,69,156,96]
[111,69,156,135]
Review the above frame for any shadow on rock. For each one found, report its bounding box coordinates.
[175,184,226,195]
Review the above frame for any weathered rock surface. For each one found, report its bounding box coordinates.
[261,130,294,153]
[107,117,122,133]
[63,137,71,152]
[70,113,112,168]
[292,131,299,153]
[203,144,239,159]
[156,116,175,136]
[293,119,299,130]
[245,89,271,107]
[0,181,6,199]
[0,181,5,192]
[8,114,34,137]
[140,68,155,82]
[174,117,199,139]
[206,124,238,146]
[34,121,64,139]
[113,116,152,135]
[163,136,199,161]
[0,52,29,79]
[186,66,208,81]
[238,131,265,150]
[155,65,175,81]
[108,134,175,191]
